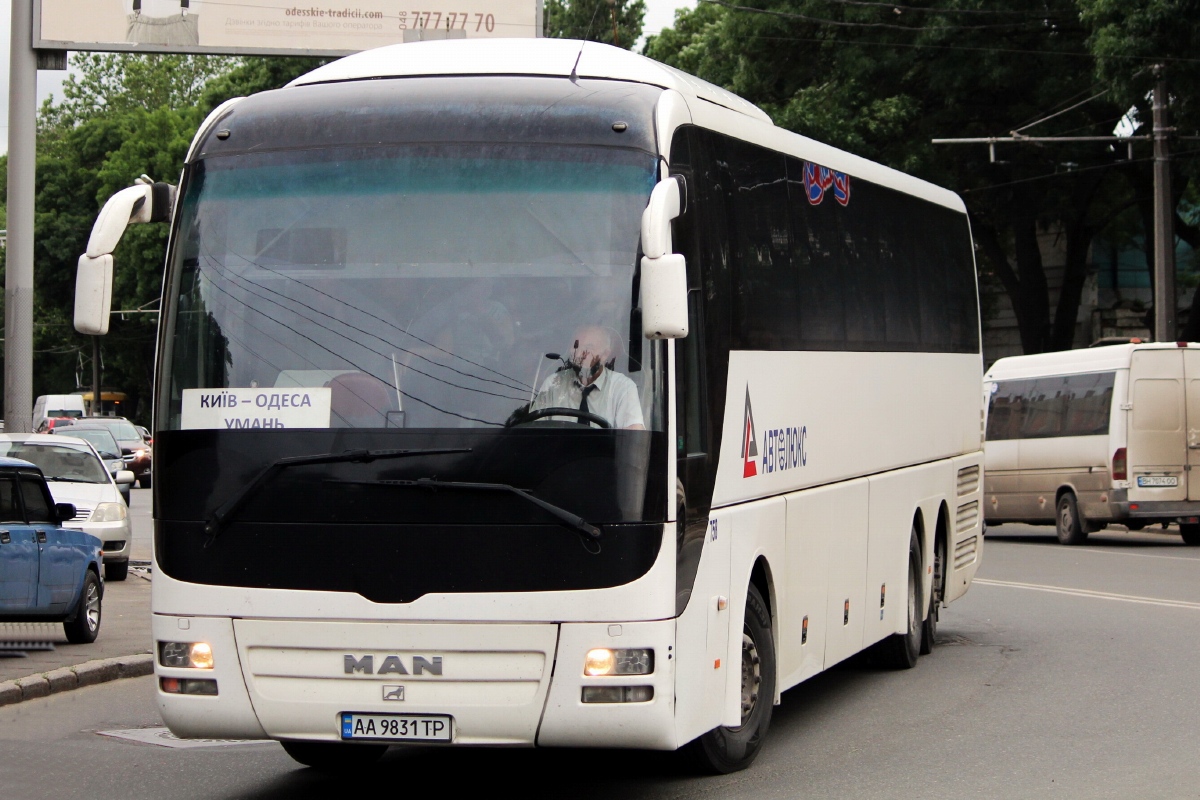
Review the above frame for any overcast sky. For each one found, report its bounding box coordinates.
[0,0,695,155]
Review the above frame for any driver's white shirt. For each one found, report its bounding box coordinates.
[530,367,643,429]
[124,0,190,17]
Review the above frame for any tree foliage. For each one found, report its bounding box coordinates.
[544,0,646,49]
[647,0,1200,354]
[22,53,325,422]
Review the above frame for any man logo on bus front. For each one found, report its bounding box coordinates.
[743,388,758,478]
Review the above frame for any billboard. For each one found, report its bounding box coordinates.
[35,0,542,56]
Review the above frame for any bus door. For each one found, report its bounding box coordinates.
[1128,349,1187,501]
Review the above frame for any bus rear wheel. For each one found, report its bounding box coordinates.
[1056,493,1088,546]
[280,741,387,771]
[877,529,922,669]
[920,533,944,656]
[1180,524,1200,545]
[688,583,776,774]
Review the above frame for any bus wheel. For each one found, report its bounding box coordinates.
[1180,524,1200,545]
[688,584,776,774]
[1056,493,1088,545]
[877,529,922,669]
[920,533,944,656]
[281,741,387,771]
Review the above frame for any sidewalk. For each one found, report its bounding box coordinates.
[0,567,153,685]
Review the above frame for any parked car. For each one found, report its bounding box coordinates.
[49,427,131,504]
[70,417,151,488]
[0,434,135,581]
[0,456,103,643]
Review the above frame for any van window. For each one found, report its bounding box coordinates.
[986,372,1115,440]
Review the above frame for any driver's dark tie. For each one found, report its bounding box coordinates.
[578,384,598,425]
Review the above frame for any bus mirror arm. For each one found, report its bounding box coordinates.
[640,177,689,340]
[74,180,176,336]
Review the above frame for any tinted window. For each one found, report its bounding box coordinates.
[986,372,1115,440]
[18,476,55,523]
[685,127,979,354]
[0,477,21,523]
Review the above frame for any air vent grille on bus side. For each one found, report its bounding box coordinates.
[956,500,979,534]
[957,466,980,496]
[954,535,978,569]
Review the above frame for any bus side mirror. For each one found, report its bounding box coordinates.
[74,253,114,335]
[640,177,689,339]
[74,180,175,336]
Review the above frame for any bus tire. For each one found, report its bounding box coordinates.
[920,533,944,656]
[1056,493,1088,545]
[688,583,776,774]
[877,529,922,669]
[280,741,387,771]
[1180,524,1200,545]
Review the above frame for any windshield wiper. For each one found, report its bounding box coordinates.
[204,448,471,546]
[329,477,602,540]
[44,476,98,484]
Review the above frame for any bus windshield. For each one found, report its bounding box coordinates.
[162,143,663,433]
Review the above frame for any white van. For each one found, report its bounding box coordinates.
[32,394,87,428]
[984,342,1200,545]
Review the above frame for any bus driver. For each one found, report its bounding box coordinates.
[530,326,645,430]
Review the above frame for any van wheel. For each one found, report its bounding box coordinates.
[688,584,776,774]
[281,741,387,771]
[1056,493,1088,545]
[1180,524,1200,545]
[920,533,944,656]
[877,528,922,669]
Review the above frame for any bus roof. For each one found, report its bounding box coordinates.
[985,342,1200,381]
[289,38,772,124]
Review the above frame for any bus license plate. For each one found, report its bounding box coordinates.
[340,713,452,742]
[1137,475,1178,487]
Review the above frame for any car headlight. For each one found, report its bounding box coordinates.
[90,502,127,522]
[134,449,149,459]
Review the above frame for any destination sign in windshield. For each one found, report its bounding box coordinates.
[181,388,331,430]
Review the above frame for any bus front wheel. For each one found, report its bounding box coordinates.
[688,583,776,774]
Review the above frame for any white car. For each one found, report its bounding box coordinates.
[0,433,136,581]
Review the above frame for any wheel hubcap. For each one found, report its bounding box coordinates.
[84,583,100,631]
[739,631,761,726]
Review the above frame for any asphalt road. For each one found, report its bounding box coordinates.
[4,522,1200,799]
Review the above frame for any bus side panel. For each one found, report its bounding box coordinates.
[819,479,870,671]
[946,454,985,604]
[780,484,840,691]
[864,462,954,649]
[673,506,732,747]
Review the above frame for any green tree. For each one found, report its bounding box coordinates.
[645,0,1147,354]
[544,0,646,49]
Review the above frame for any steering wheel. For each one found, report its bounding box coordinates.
[508,406,612,429]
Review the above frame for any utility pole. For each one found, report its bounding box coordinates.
[1152,68,1176,342]
[6,1,37,431]
[92,337,101,417]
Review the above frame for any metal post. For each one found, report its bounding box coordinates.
[92,336,101,417]
[5,1,37,432]
[1153,71,1176,342]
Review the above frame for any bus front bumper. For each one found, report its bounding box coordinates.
[152,615,678,750]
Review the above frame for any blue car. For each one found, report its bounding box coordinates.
[0,457,103,643]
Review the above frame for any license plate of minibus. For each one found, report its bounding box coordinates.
[340,713,452,742]
[1137,475,1178,487]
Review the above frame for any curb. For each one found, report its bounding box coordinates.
[0,654,154,707]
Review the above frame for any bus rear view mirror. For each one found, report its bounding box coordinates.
[641,254,688,339]
[640,177,688,339]
[74,253,114,335]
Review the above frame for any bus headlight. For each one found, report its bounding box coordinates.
[90,502,127,522]
[584,648,654,676]
[159,641,214,669]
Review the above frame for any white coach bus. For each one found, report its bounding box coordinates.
[74,39,984,773]
[984,341,1200,545]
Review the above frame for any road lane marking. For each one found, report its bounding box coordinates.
[1070,547,1200,563]
[98,728,272,748]
[973,578,1200,610]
